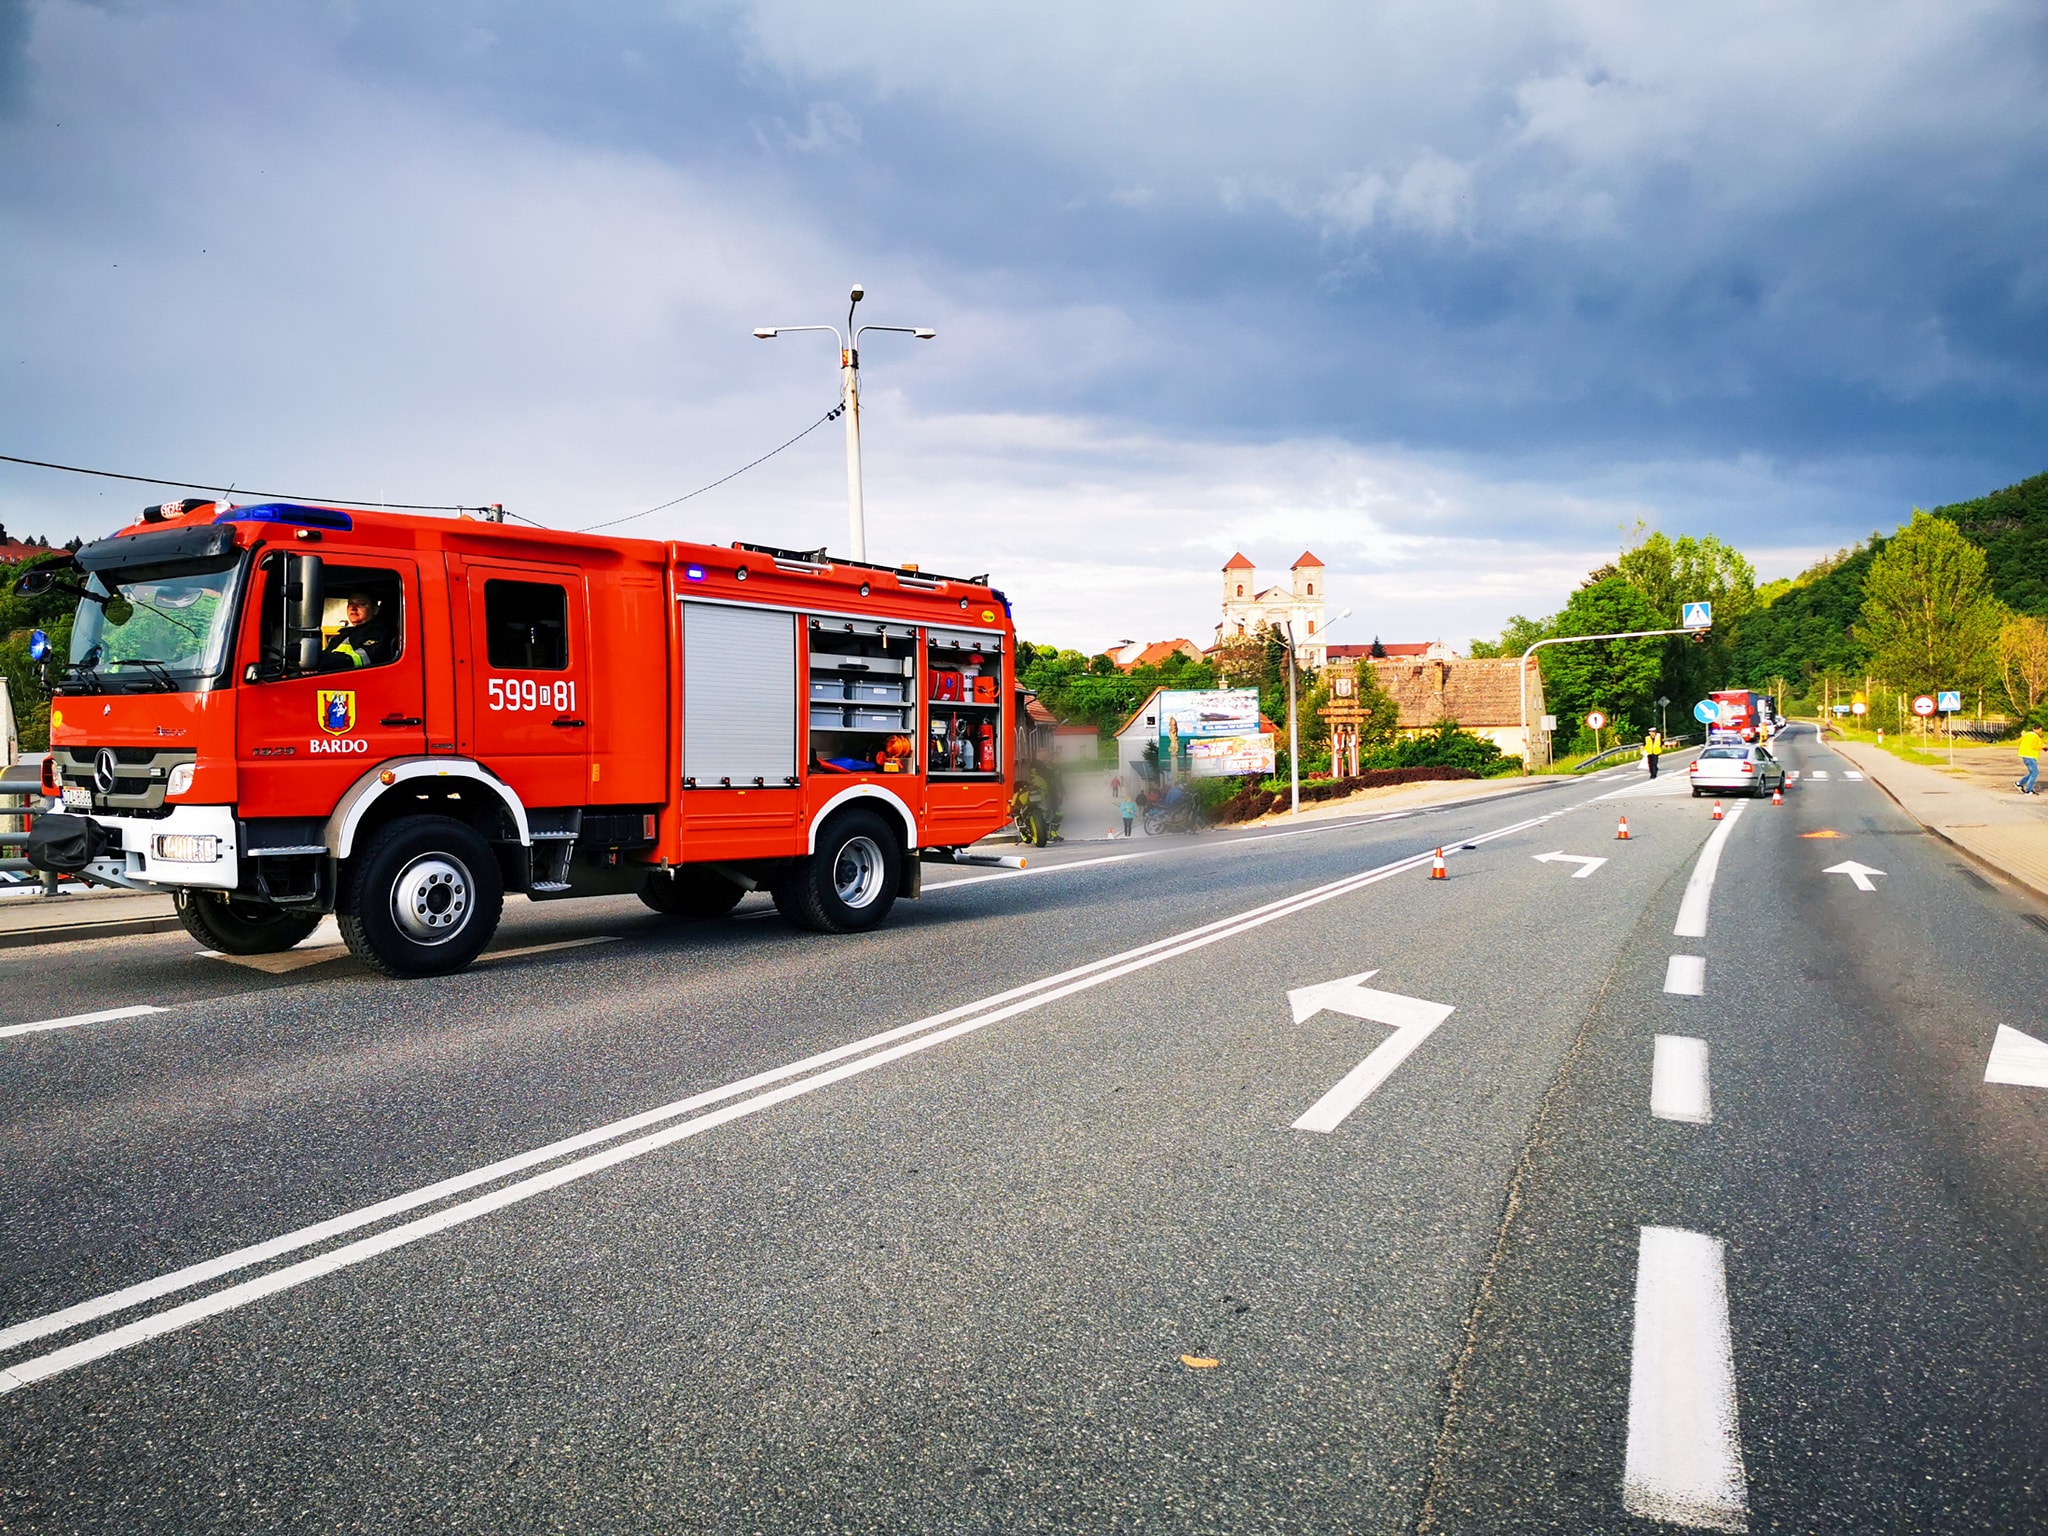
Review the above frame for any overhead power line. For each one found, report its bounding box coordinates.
[0,451,504,516]
[578,403,844,534]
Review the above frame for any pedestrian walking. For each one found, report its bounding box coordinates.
[2018,725,2044,795]
[1119,797,1137,837]
[1643,728,1663,779]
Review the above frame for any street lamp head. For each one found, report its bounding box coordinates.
[913,328,936,340]
[1337,607,1353,620]
[849,283,865,304]
[752,328,777,339]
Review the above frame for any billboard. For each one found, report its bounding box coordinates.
[1157,689,1267,778]
[1187,732,1277,777]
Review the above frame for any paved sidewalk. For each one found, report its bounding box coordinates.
[1830,736,2048,900]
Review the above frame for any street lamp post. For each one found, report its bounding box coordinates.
[1282,607,1352,815]
[754,284,935,563]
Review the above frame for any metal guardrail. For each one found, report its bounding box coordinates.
[1570,733,1696,773]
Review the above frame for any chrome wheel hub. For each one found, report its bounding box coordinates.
[391,853,472,943]
[833,835,885,909]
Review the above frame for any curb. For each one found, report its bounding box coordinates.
[0,914,188,951]
[1847,761,2048,906]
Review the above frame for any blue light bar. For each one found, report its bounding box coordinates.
[684,565,706,581]
[219,503,355,532]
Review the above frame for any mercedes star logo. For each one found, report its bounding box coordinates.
[94,748,118,796]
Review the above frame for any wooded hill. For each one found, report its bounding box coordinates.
[1731,469,2047,690]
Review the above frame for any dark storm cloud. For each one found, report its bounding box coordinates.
[1,0,2044,646]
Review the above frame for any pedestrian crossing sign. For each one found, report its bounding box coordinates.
[1681,601,1712,629]
[1937,690,1962,713]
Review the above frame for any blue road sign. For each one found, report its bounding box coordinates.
[1693,698,1719,724]
[1681,601,1713,629]
[1937,690,1962,713]
[27,629,48,662]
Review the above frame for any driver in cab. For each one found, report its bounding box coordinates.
[321,591,397,671]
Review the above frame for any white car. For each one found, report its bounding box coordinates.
[1689,743,1786,798]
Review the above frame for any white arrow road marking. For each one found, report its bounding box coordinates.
[1624,1227,1748,1531]
[1985,1024,2048,1088]
[1822,860,1885,892]
[1290,969,1456,1133]
[1534,851,1608,878]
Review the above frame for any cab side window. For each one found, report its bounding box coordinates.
[485,580,568,670]
[254,559,405,673]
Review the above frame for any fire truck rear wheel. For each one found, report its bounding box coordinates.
[339,815,504,977]
[172,891,324,955]
[773,811,900,933]
[639,869,746,920]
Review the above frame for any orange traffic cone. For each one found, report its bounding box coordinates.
[1616,815,1631,840]
[1772,787,1783,806]
[1430,848,1448,879]
[1711,800,1724,821]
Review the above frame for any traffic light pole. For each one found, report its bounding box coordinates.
[1518,626,1703,773]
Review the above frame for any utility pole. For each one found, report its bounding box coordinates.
[755,286,935,564]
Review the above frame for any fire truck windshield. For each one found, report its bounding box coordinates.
[64,559,241,693]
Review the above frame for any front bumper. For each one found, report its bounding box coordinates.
[78,804,240,891]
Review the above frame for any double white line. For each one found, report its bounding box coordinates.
[0,812,1551,1398]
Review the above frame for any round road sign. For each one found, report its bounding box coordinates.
[1586,710,1608,730]
[1851,701,1867,716]
[1692,699,1718,724]
[1911,695,1936,717]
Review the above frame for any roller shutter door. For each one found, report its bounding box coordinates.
[682,603,796,785]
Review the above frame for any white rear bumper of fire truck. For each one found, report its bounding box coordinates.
[82,803,240,892]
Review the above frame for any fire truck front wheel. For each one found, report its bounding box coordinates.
[339,815,504,977]
[773,811,901,933]
[172,891,324,955]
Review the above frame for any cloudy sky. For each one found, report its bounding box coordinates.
[2,1,2043,651]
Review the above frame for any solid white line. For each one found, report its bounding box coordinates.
[1663,956,1706,996]
[0,812,1555,1387]
[1674,802,1745,939]
[473,935,620,964]
[1651,1036,1712,1124]
[1984,1024,2048,1088]
[1623,1226,1748,1530]
[0,1005,166,1041]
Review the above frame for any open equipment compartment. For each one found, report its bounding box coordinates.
[926,626,1005,779]
[806,614,918,777]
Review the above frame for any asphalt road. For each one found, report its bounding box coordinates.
[2,732,2043,1533]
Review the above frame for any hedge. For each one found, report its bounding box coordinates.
[1210,766,1480,825]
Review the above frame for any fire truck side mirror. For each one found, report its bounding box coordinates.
[286,553,325,673]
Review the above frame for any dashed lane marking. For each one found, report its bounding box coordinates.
[1651,1036,1712,1124]
[0,1005,167,1041]
[1984,1024,2048,1089]
[1623,1226,1748,1530]
[1663,956,1705,996]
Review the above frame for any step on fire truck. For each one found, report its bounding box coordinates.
[19,499,1020,976]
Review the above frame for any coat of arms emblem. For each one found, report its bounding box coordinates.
[317,690,357,735]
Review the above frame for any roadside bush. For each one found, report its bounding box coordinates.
[1211,765,1480,825]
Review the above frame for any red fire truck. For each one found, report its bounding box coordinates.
[20,499,1019,976]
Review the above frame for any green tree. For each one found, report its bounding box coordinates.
[1854,510,2005,695]
[1,553,79,750]
[1469,613,1554,659]
[1617,527,1757,704]
[1538,576,1666,743]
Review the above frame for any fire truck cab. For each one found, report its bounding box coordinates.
[23,500,1019,976]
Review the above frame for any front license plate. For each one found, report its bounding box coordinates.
[62,787,92,811]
